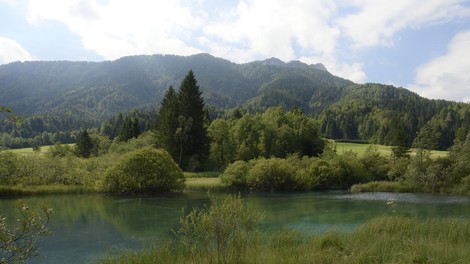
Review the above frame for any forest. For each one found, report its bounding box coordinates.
[0,70,469,196]
[1,54,469,151]
[1,68,470,263]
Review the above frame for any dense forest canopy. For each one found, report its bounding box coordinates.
[0,53,469,150]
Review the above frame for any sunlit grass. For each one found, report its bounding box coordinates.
[6,144,75,155]
[184,177,228,191]
[335,141,448,158]
[183,171,221,178]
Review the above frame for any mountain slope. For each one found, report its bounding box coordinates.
[0,53,469,149]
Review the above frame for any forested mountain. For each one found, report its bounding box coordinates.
[0,53,469,149]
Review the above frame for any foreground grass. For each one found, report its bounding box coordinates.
[101,215,470,264]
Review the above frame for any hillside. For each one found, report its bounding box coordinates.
[0,53,469,149]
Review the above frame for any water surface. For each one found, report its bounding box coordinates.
[1,191,469,263]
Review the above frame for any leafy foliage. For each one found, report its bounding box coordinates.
[1,55,470,151]
[102,147,185,194]
[177,194,262,263]
[0,201,52,264]
[208,107,325,168]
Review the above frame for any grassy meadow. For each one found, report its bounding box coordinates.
[335,141,448,158]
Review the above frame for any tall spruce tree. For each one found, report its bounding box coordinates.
[75,129,94,158]
[158,86,180,161]
[177,71,210,170]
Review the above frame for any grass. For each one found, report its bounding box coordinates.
[350,181,417,193]
[0,185,95,196]
[335,141,448,158]
[183,171,221,178]
[184,177,228,191]
[6,144,74,155]
[101,215,470,264]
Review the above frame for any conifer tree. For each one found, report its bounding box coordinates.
[158,86,180,161]
[117,117,140,142]
[75,129,94,158]
[177,70,210,170]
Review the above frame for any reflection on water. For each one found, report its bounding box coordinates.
[0,191,469,264]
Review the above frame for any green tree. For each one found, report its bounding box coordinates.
[102,147,185,194]
[157,86,180,161]
[117,117,140,142]
[207,119,236,167]
[177,70,210,170]
[75,130,94,158]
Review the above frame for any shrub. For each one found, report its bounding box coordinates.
[295,158,333,190]
[0,201,52,263]
[246,158,296,191]
[177,194,262,263]
[219,160,253,187]
[102,148,184,194]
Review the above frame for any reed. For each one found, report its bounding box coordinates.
[0,185,95,196]
[100,215,470,264]
[350,181,417,193]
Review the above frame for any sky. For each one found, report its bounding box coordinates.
[1,0,470,102]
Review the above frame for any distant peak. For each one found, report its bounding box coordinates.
[311,63,327,72]
[262,57,285,66]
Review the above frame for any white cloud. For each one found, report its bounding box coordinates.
[0,36,35,64]
[203,0,339,61]
[23,0,470,92]
[200,0,370,82]
[337,0,470,49]
[27,0,203,60]
[409,30,470,102]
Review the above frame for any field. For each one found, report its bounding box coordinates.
[7,142,448,158]
[335,141,448,158]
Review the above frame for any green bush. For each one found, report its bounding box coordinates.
[177,194,262,263]
[295,158,333,190]
[102,148,184,194]
[246,158,296,191]
[219,160,253,187]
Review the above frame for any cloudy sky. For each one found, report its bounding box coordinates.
[1,0,470,102]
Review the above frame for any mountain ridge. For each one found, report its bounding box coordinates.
[0,53,469,150]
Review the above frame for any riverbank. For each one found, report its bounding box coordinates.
[351,180,470,196]
[0,176,228,196]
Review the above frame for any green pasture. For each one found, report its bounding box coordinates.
[334,141,448,158]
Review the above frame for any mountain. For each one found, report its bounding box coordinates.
[0,53,469,149]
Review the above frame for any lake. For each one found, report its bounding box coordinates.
[1,191,469,263]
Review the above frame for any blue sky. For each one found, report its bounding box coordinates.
[1,0,470,102]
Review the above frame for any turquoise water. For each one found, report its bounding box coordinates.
[1,191,469,263]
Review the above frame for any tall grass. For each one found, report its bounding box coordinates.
[0,185,95,196]
[350,181,417,193]
[101,215,470,263]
